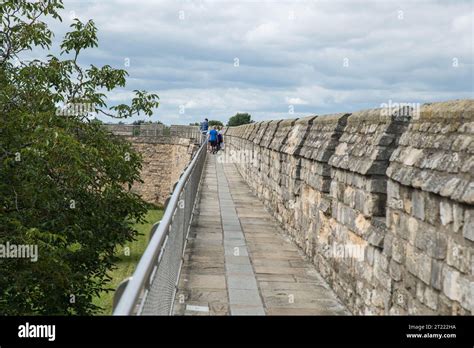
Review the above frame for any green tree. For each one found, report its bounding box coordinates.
[132,120,163,125]
[0,0,159,315]
[227,113,253,127]
[208,120,223,128]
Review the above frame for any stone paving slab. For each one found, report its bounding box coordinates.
[229,289,262,306]
[225,255,252,265]
[194,233,223,241]
[179,274,227,290]
[256,274,297,282]
[228,275,259,290]
[230,305,265,316]
[225,263,254,274]
[173,154,349,316]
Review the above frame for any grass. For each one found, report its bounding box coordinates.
[93,208,163,315]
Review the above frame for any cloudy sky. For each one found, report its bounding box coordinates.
[45,0,473,124]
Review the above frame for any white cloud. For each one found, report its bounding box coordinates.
[286,97,309,105]
[40,0,474,124]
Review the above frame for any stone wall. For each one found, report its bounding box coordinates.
[223,100,473,315]
[125,136,197,206]
[103,124,201,139]
[103,123,165,136]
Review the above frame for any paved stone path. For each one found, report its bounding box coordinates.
[173,154,349,315]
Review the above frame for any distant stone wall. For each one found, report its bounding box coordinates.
[103,124,201,139]
[223,100,473,315]
[125,136,197,206]
[103,123,165,136]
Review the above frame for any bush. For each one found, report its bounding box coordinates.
[208,120,224,128]
[227,113,253,127]
[0,0,159,314]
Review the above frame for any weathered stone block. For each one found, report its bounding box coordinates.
[418,252,433,285]
[367,178,387,194]
[459,275,473,312]
[344,186,356,208]
[442,265,461,302]
[391,237,405,264]
[452,203,464,233]
[412,190,425,221]
[462,209,474,241]
[446,238,471,274]
[438,293,455,315]
[424,193,440,225]
[389,260,403,281]
[355,259,373,284]
[407,297,437,315]
[387,180,400,200]
[440,199,453,226]
[430,259,443,291]
[423,286,439,311]
[416,281,425,304]
[392,287,409,310]
[404,271,418,298]
[374,249,389,272]
[372,286,391,310]
[382,232,393,257]
[365,245,375,266]
[406,215,419,243]
[415,223,447,260]
[354,213,371,238]
[405,243,418,277]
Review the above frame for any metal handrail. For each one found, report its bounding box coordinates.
[113,141,207,315]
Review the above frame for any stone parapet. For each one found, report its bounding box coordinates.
[224,99,473,315]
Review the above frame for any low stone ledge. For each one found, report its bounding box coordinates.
[221,99,474,315]
[269,118,298,152]
[387,100,474,205]
[254,121,270,145]
[302,113,349,162]
[281,115,317,156]
[260,120,281,148]
[329,109,409,176]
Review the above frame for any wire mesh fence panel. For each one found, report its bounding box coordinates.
[113,143,207,315]
[140,192,185,315]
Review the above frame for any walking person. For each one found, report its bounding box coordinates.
[217,128,224,151]
[200,118,209,145]
[208,126,219,154]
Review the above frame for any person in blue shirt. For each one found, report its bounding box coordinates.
[200,118,209,133]
[208,126,219,154]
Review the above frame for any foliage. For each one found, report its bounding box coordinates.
[227,113,253,127]
[0,0,159,314]
[132,120,163,125]
[93,209,163,314]
[208,120,223,128]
